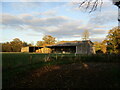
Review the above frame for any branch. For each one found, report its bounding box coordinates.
[79,0,103,13]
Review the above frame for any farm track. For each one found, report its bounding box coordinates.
[7,62,120,88]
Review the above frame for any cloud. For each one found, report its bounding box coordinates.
[11,2,41,11]
[1,12,112,41]
[41,10,57,16]
[90,37,106,42]
[2,0,112,2]
[88,10,118,25]
[2,0,117,42]
[2,13,70,27]
[26,32,43,37]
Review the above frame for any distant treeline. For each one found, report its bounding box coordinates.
[1,38,32,52]
[1,35,56,52]
[1,27,120,54]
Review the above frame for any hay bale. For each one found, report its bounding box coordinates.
[36,50,39,53]
[38,49,42,53]
[41,47,52,53]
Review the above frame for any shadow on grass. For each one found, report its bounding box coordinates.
[3,62,120,88]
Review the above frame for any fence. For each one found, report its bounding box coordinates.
[2,53,120,70]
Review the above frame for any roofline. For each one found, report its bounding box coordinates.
[22,46,43,48]
[47,46,77,47]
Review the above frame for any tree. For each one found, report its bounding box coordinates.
[93,41,107,53]
[2,42,12,52]
[36,41,44,46]
[36,35,56,47]
[79,0,120,12]
[42,35,56,45]
[2,38,30,52]
[106,27,120,54]
[0,43,2,52]
[79,0,103,13]
[82,30,89,40]
[112,0,120,8]
[10,38,23,52]
[22,42,29,47]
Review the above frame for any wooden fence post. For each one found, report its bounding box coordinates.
[30,55,32,64]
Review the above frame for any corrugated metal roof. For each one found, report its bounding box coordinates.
[47,40,93,47]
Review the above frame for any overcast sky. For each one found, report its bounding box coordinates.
[0,0,118,44]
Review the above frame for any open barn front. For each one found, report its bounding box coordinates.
[29,47,42,52]
[46,40,95,54]
[21,46,43,52]
[50,46,76,54]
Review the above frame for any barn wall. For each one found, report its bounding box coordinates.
[76,45,82,54]
[21,47,29,52]
[21,47,43,52]
[91,46,96,54]
[76,44,94,54]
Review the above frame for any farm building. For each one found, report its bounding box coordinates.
[21,46,43,52]
[47,40,96,54]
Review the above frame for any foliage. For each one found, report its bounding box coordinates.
[36,41,44,46]
[42,35,56,44]
[2,38,31,52]
[106,27,120,54]
[36,35,56,46]
[93,41,107,53]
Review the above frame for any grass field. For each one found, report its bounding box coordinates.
[2,52,120,70]
[2,52,120,88]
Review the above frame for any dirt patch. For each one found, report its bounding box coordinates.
[7,62,120,88]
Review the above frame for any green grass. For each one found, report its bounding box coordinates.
[2,52,120,88]
[2,53,120,70]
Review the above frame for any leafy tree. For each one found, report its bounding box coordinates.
[36,35,56,47]
[10,38,23,52]
[93,41,106,53]
[2,38,30,52]
[42,35,56,45]
[36,41,44,46]
[2,42,12,52]
[106,27,120,54]
[0,43,2,52]
[22,42,29,47]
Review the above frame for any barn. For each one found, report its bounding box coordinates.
[47,40,95,54]
[21,46,43,52]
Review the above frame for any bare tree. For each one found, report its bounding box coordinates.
[112,0,120,26]
[113,0,120,8]
[79,0,120,26]
[82,30,89,40]
[79,0,103,13]
[79,0,120,12]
